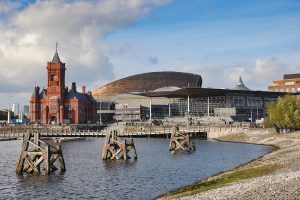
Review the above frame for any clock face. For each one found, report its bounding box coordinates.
[51,75,57,81]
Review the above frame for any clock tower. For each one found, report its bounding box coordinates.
[30,47,97,125]
[47,50,66,99]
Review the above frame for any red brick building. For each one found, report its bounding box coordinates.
[30,50,97,124]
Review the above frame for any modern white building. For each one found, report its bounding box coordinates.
[12,103,20,116]
[23,105,30,117]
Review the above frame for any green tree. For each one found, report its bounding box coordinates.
[265,95,300,129]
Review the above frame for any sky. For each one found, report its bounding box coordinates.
[0,0,300,110]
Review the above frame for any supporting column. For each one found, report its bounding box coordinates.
[187,95,190,117]
[207,97,210,117]
[8,110,11,124]
[60,105,64,124]
[8,96,12,124]
[168,99,171,117]
[149,97,152,122]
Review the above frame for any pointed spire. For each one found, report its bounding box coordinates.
[52,42,61,63]
[233,76,250,90]
[237,76,243,85]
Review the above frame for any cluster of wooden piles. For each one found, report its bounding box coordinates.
[15,126,197,176]
[102,130,137,160]
[16,130,65,175]
[169,127,196,153]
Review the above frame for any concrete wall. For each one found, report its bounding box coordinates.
[206,125,244,139]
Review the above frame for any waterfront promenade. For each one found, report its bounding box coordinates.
[0,124,243,139]
[160,129,300,200]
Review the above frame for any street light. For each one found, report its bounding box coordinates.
[8,96,13,124]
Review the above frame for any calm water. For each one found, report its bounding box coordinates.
[0,138,273,200]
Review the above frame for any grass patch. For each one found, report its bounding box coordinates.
[162,165,278,198]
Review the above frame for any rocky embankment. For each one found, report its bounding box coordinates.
[159,129,300,200]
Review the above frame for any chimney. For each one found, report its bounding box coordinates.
[82,86,86,94]
[35,86,40,97]
[71,82,76,92]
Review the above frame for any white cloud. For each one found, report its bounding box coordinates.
[0,0,169,109]
[250,58,283,84]
[181,57,292,91]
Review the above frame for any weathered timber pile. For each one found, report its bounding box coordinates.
[169,127,196,152]
[16,131,66,175]
[102,130,137,160]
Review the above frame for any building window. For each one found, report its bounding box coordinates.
[247,97,263,107]
[285,81,294,85]
[232,96,245,107]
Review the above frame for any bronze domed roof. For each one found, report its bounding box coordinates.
[92,71,202,98]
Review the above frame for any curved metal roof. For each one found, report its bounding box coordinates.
[153,86,181,92]
[136,87,288,98]
[93,71,202,97]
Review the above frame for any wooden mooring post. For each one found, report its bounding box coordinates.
[169,127,196,152]
[102,130,137,160]
[16,130,66,175]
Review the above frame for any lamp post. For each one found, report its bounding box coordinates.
[99,98,102,126]
[168,98,171,117]
[149,97,152,123]
[187,82,190,118]
[8,96,13,124]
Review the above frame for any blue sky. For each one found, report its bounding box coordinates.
[104,0,300,87]
[0,0,300,109]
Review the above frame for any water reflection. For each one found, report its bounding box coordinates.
[0,138,273,200]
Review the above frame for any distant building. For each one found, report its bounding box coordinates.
[30,50,97,124]
[268,73,300,93]
[23,105,29,117]
[93,71,202,101]
[93,71,202,124]
[137,76,288,122]
[19,112,24,120]
[93,74,288,123]
[12,103,20,116]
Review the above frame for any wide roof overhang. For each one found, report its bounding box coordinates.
[133,87,289,98]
